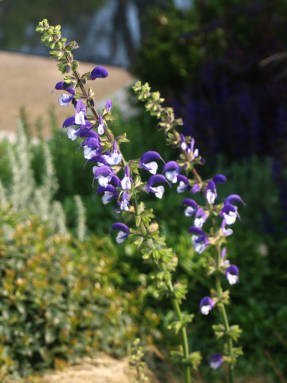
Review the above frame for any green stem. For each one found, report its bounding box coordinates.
[134,199,191,383]
[215,245,234,383]
[167,280,192,383]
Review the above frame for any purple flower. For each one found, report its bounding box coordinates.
[58,93,73,106]
[75,99,86,125]
[194,208,208,228]
[75,124,96,137]
[163,161,181,183]
[188,227,204,236]
[139,151,164,175]
[146,174,168,199]
[110,175,121,187]
[180,134,188,151]
[205,180,217,204]
[82,136,101,148]
[55,81,66,90]
[90,66,108,80]
[66,127,79,141]
[209,354,223,369]
[55,81,75,95]
[105,99,112,112]
[192,183,201,194]
[224,194,245,206]
[88,154,107,166]
[221,194,245,225]
[84,148,102,160]
[97,185,118,205]
[121,166,133,190]
[213,174,227,184]
[93,165,113,187]
[82,136,102,159]
[187,138,199,159]
[221,219,233,237]
[188,226,209,253]
[221,247,230,265]
[63,119,91,138]
[200,296,215,315]
[182,198,198,216]
[176,175,190,193]
[97,115,105,135]
[112,222,130,243]
[220,204,239,225]
[62,116,76,129]
[225,265,239,285]
[119,191,130,211]
[104,141,122,166]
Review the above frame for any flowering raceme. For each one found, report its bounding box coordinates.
[37,19,244,383]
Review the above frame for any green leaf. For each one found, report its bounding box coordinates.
[229,325,242,342]
[212,323,225,339]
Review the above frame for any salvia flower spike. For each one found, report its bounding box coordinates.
[37,21,245,383]
[133,80,244,381]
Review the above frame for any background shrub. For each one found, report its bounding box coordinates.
[133,1,287,223]
[0,207,160,380]
[0,105,285,380]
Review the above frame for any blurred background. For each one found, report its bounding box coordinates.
[0,1,287,382]
[0,0,191,66]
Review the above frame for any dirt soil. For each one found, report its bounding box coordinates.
[9,353,180,383]
[0,50,134,138]
[7,353,274,383]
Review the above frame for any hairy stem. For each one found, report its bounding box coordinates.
[215,244,234,383]
[134,193,192,383]
[167,280,192,383]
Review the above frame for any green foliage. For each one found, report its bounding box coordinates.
[134,0,287,93]
[138,226,286,378]
[213,156,283,234]
[0,103,285,378]
[0,121,68,236]
[0,207,159,380]
[225,229,287,375]
[1,0,106,49]
[134,4,227,92]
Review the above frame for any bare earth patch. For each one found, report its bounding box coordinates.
[7,354,274,383]
[0,50,134,138]
[11,354,179,383]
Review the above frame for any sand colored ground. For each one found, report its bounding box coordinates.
[8,354,180,383]
[9,353,274,383]
[0,51,134,138]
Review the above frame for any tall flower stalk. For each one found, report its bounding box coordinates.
[36,19,243,383]
[133,82,244,382]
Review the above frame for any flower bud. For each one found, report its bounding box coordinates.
[148,223,159,233]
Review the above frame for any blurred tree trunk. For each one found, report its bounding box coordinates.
[111,0,172,66]
[111,0,137,65]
